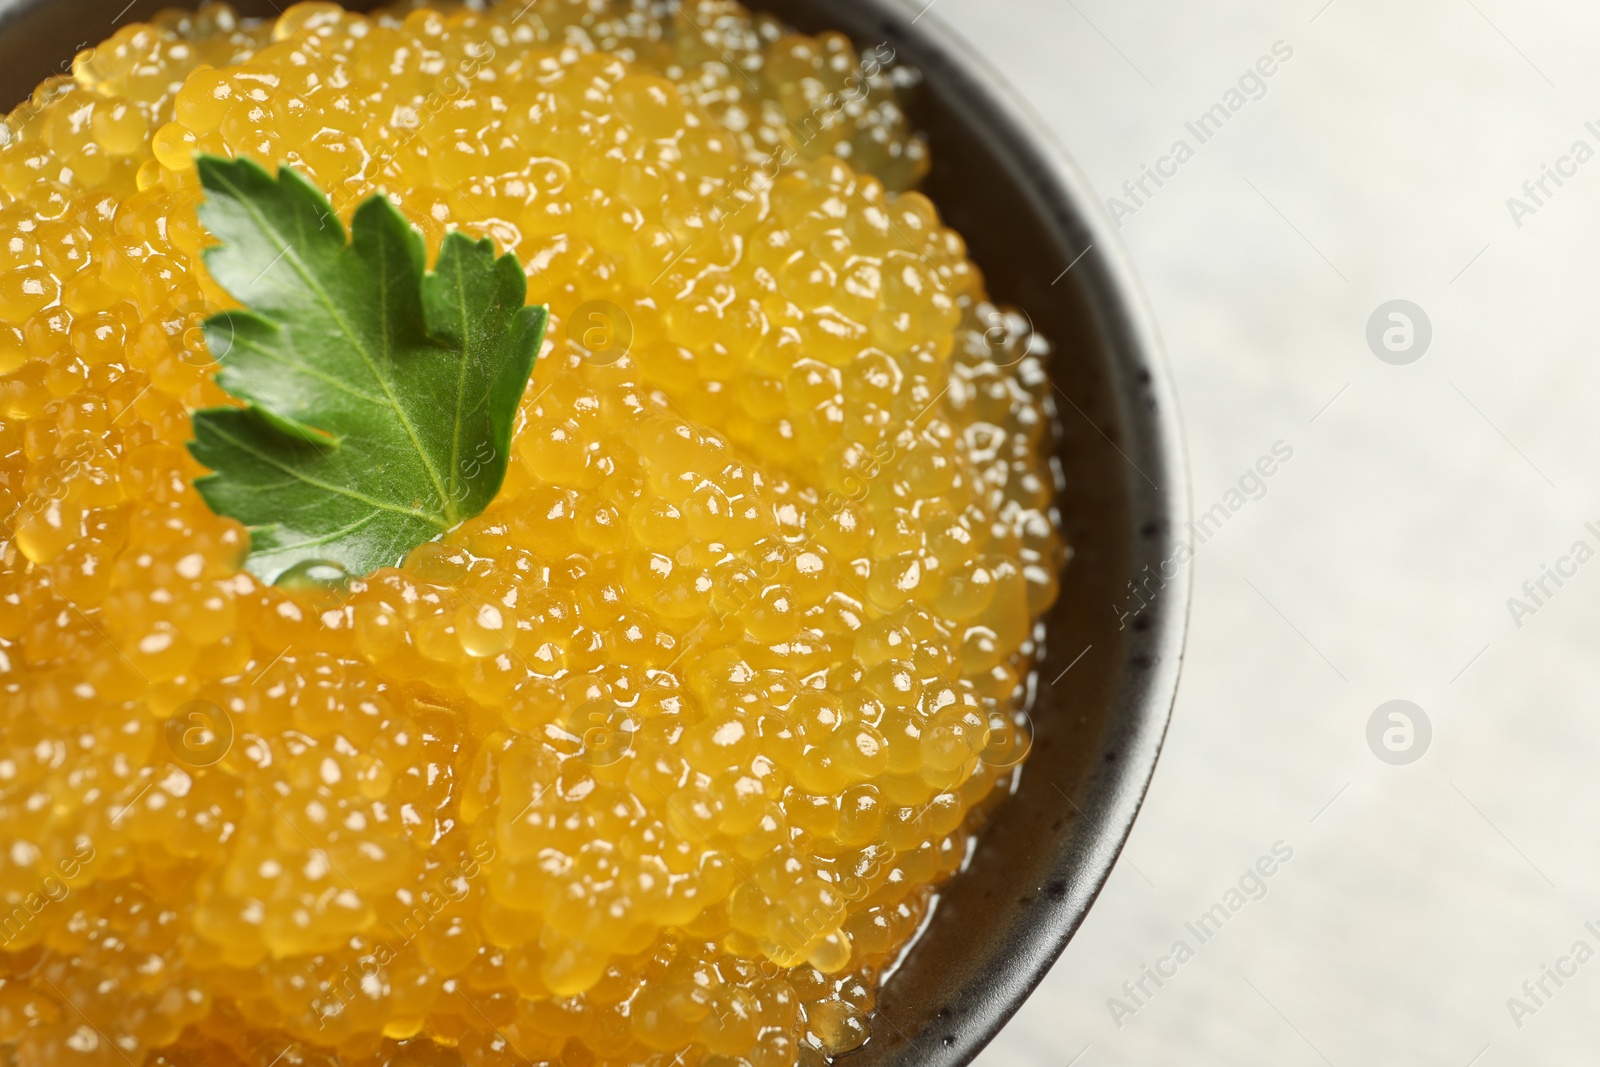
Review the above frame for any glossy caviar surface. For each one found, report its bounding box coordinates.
[0,2,1066,1065]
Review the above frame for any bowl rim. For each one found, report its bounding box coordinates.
[793,1,1193,1061]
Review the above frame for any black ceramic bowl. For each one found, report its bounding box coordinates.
[0,1,1190,1063]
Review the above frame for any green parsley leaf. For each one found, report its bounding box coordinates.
[186,155,547,584]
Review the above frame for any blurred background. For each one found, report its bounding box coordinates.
[927,1,1600,1065]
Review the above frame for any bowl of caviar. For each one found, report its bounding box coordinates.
[0,1,1187,1065]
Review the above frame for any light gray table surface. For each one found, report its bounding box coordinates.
[923,1,1600,1064]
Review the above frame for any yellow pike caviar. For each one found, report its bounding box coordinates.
[0,2,1066,1065]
